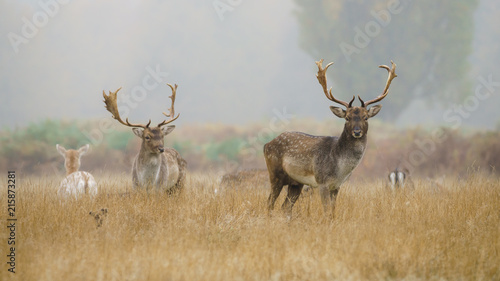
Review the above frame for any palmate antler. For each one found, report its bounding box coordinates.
[103,88,151,128]
[158,83,180,127]
[359,61,397,107]
[315,59,355,108]
[103,84,180,129]
[315,59,397,108]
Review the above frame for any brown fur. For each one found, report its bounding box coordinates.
[57,145,88,175]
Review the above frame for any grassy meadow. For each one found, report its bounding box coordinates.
[1,172,499,281]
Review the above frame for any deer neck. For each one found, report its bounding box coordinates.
[332,129,367,160]
[66,168,78,176]
[65,162,80,176]
[137,146,162,167]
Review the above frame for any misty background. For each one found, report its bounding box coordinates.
[2,0,500,130]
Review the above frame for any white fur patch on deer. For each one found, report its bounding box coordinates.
[56,144,98,199]
[387,167,414,191]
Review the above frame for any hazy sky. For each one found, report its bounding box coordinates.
[1,0,318,129]
[2,0,499,130]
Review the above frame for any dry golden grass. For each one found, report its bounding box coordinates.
[1,172,499,281]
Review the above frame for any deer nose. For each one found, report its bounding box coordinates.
[158,146,164,153]
[353,129,362,138]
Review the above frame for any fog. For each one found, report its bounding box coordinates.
[1,0,499,130]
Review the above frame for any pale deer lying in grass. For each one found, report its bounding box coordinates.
[387,167,414,191]
[56,144,98,198]
[103,84,187,193]
[264,59,397,217]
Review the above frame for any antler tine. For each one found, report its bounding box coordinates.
[164,83,177,118]
[315,59,350,108]
[158,83,180,127]
[103,87,149,128]
[348,95,355,107]
[363,60,397,107]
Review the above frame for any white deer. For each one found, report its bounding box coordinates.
[56,144,98,198]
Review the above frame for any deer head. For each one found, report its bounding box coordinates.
[103,84,180,154]
[56,144,90,175]
[316,59,397,139]
[89,208,108,228]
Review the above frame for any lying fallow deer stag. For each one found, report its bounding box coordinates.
[264,59,397,217]
[56,144,98,198]
[103,84,187,192]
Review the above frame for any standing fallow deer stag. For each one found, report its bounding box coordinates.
[56,144,98,198]
[103,84,187,192]
[264,59,397,216]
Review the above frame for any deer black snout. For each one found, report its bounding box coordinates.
[158,146,165,153]
[353,128,362,138]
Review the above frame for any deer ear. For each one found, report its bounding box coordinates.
[161,125,175,136]
[330,106,346,118]
[56,144,66,156]
[132,128,144,138]
[78,144,90,156]
[367,105,382,118]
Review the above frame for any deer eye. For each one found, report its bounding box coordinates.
[345,117,350,121]
[145,136,151,140]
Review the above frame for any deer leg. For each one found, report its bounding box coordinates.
[267,178,284,213]
[281,183,304,214]
[320,185,337,217]
[330,188,339,215]
[175,158,187,192]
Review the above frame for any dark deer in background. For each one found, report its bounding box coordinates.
[264,59,397,216]
[103,84,187,193]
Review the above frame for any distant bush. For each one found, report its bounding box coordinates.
[205,137,245,162]
[0,119,135,174]
[357,127,500,179]
[0,119,89,174]
[1,118,499,178]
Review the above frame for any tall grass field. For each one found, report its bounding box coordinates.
[1,172,499,280]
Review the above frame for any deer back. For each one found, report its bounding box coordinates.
[58,171,98,198]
